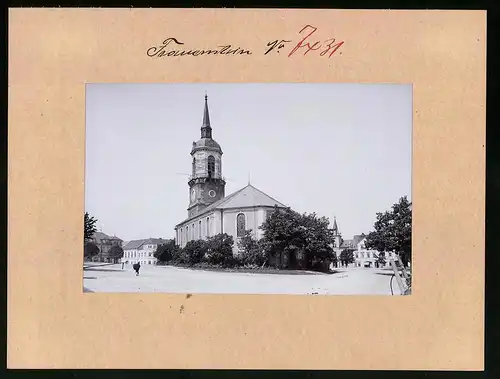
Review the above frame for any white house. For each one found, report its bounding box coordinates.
[122,238,169,265]
[354,237,399,268]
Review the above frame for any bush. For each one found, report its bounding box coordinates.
[205,233,235,267]
[154,240,179,263]
[181,240,207,266]
[237,230,268,267]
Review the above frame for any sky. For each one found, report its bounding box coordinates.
[85,83,412,242]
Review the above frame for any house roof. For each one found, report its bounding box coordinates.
[353,234,366,246]
[176,184,287,227]
[92,231,123,243]
[340,239,353,248]
[123,238,168,250]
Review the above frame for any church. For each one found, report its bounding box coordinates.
[174,95,288,253]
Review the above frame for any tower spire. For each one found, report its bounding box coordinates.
[201,92,212,138]
[332,216,338,233]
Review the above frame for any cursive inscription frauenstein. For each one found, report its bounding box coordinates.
[147,38,252,58]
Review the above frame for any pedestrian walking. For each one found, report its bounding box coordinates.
[133,262,141,276]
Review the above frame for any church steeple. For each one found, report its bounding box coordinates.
[201,93,212,139]
[332,216,338,234]
[188,92,225,219]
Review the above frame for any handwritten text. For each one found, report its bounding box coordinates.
[147,38,252,58]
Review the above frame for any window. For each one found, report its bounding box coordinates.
[207,155,215,178]
[192,223,195,239]
[186,226,189,241]
[199,220,202,238]
[192,157,196,176]
[206,217,210,237]
[237,213,246,237]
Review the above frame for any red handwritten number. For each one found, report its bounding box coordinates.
[288,25,319,57]
[288,24,344,58]
[320,38,344,57]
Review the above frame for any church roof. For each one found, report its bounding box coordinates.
[192,93,222,154]
[202,93,211,128]
[176,184,287,227]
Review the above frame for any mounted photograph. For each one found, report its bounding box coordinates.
[83,83,412,295]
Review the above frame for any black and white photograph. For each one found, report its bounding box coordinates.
[83,83,412,295]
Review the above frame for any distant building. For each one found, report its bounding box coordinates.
[331,219,362,266]
[90,232,123,262]
[122,238,169,265]
[330,221,400,269]
[354,237,399,268]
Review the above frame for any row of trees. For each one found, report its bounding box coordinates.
[154,234,241,267]
[82,195,411,270]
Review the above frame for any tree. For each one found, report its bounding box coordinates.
[84,212,98,242]
[364,196,412,267]
[259,206,335,271]
[259,207,303,268]
[154,239,179,263]
[84,242,99,259]
[300,212,336,270]
[339,249,355,267]
[108,245,124,263]
[237,230,267,266]
[182,240,207,266]
[205,233,234,267]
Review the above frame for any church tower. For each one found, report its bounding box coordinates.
[332,216,342,248]
[187,94,226,218]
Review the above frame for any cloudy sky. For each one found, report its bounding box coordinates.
[85,83,412,242]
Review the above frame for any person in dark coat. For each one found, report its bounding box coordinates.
[133,262,141,276]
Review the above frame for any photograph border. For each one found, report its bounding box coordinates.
[8,7,486,370]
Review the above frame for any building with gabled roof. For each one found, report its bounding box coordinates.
[89,231,123,262]
[174,94,288,253]
[122,237,169,265]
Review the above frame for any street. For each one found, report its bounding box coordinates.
[83,264,402,295]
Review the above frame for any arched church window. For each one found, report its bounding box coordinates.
[186,226,189,241]
[206,217,210,237]
[192,157,196,176]
[236,213,246,237]
[207,155,215,178]
[199,220,202,238]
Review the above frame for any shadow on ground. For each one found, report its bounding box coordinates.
[84,268,125,272]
